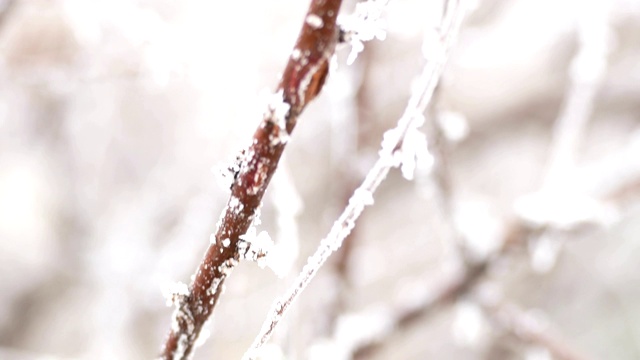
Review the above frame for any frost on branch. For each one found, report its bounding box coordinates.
[162,281,190,307]
[263,90,291,145]
[399,112,434,181]
[339,0,388,65]
[239,227,273,269]
[378,111,434,181]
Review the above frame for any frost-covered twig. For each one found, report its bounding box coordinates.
[159,1,343,359]
[243,2,468,358]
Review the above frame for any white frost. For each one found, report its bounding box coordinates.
[239,227,273,269]
[306,14,324,29]
[264,90,291,145]
[399,117,434,181]
[339,0,389,65]
[161,281,189,306]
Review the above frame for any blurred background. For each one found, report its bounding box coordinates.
[0,0,639,359]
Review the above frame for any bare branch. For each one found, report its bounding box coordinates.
[159,1,343,359]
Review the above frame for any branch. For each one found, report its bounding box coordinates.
[479,298,594,360]
[243,1,468,358]
[159,1,343,359]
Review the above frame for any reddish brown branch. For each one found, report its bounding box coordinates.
[160,1,343,359]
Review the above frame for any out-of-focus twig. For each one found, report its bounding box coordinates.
[479,297,594,360]
[544,1,611,187]
[159,1,343,359]
[352,219,525,359]
[0,0,16,34]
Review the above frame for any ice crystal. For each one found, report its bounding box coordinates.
[339,0,389,65]
[162,281,189,307]
[239,227,273,268]
[306,14,324,29]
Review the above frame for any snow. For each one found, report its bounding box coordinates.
[161,281,189,307]
[239,227,273,269]
[399,115,434,181]
[263,90,291,145]
[291,48,301,61]
[352,188,374,206]
[339,0,389,65]
[305,14,324,29]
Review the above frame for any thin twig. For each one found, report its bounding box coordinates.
[353,219,525,358]
[479,298,594,360]
[243,1,468,358]
[544,1,611,187]
[159,1,343,359]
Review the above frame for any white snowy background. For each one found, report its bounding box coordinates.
[0,0,640,359]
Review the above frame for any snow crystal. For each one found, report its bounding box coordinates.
[161,281,189,307]
[306,14,324,29]
[339,0,388,65]
[213,163,234,193]
[239,227,273,268]
[378,128,402,167]
[291,48,301,60]
[352,188,374,206]
[228,196,244,214]
[221,238,230,247]
[265,90,290,135]
[399,123,433,181]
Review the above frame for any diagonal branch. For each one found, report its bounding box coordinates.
[160,1,343,359]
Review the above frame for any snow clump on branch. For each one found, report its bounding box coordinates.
[339,0,389,65]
